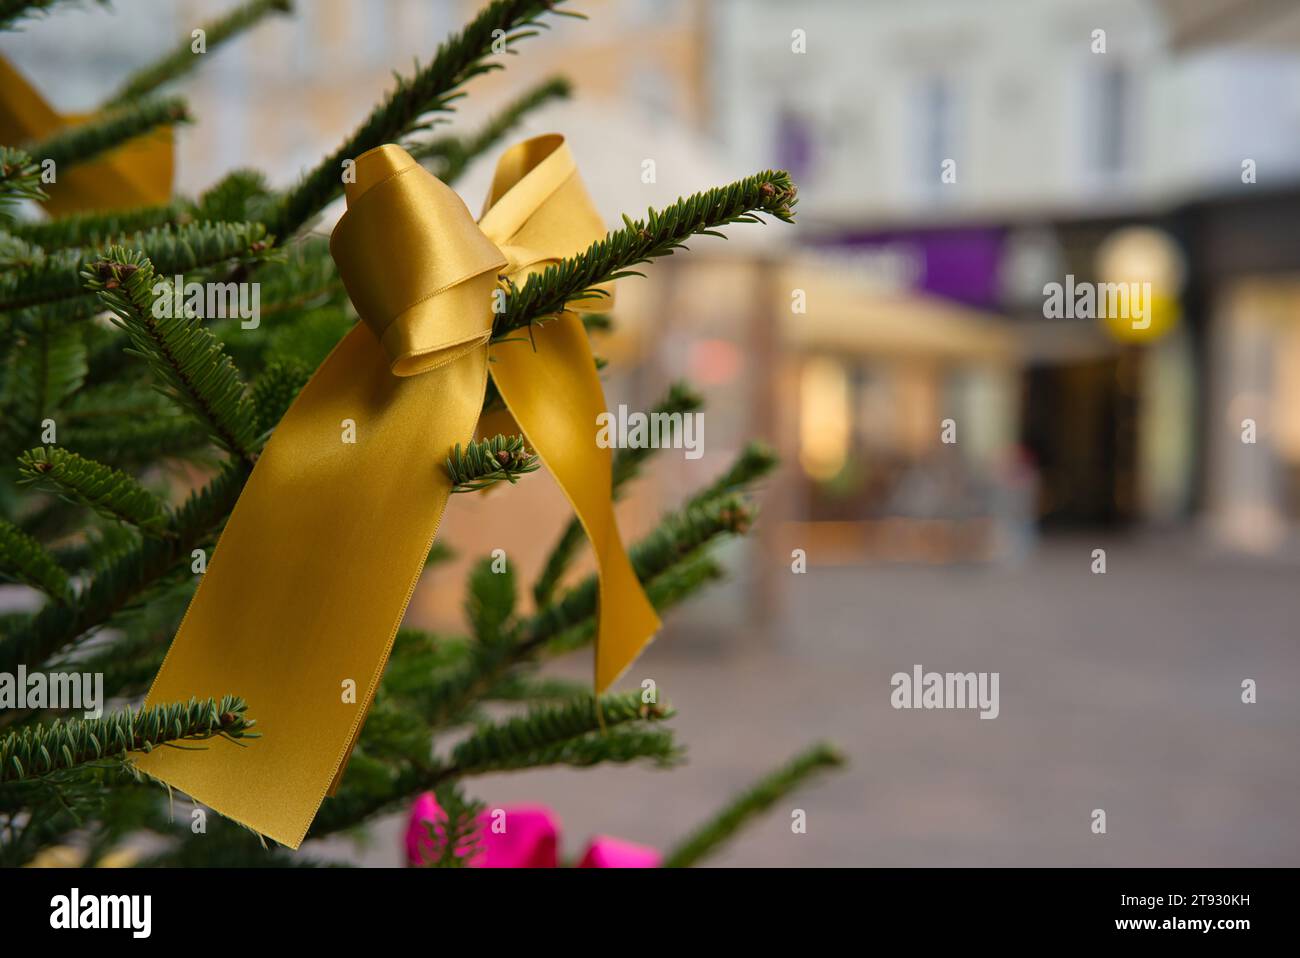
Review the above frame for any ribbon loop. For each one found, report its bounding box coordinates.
[331,145,507,377]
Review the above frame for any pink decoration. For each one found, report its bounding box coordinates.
[406,794,660,868]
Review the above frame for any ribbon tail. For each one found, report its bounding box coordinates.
[135,322,489,848]
[490,312,661,692]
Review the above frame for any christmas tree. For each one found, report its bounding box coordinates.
[0,0,841,867]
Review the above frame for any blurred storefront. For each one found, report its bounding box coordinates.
[1194,189,1300,554]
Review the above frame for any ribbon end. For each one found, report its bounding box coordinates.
[594,588,661,694]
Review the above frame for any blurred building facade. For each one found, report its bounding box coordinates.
[709,0,1300,558]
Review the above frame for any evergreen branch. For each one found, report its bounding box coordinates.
[614,383,708,490]
[28,96,189,172]
[0,696,255,784]
[0,517,69,599]
[494,170,797,338]
[0,461,250,677]
[0,0,104,31]
[317,697,673,838]
[251,357,311,435]
[413,75,571,184]
[106,0,293,105]
[310,724,677,840]
[0,219,270,311]
[458,725,680,776]
[270,0,574,238]
[415,783,485,867]
[83,249,259,460]
[49,625,166,701]
[661,742,846,868]
[641,552,726,613]
[7,200,187,250]
[423,463,762,727]
[0,146,47,217]
[446,433,538,492]
[533,381,704,605]
[193,168,274,224]
[0,228,42,271]
[63,415,210,464]
[483,673,590,703]
[17,446,172,536]
[450,691,672,774]
[0,316,86,458]
[541,549,727,659]
[687,440,779,508]
[522,494,756,650]
[465,554,515,644]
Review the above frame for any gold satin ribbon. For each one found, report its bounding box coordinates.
[136,136,660,848]
[0,55,174,215]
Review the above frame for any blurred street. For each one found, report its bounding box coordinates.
[324,533,1300,867]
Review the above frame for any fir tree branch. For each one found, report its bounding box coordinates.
[105,0,293,106]
[193,168,275,224]
[483,673,590,703]
[533,381,704,606]
[270,0,575,238]
[0,147,47,217]
[0,0,105,31]
[0,219,270,311]
[450,691,672,774]
[0,315,87,458]
[423,492,757,728]
[17,446,172,536]
[465,554,515,644]
[0,516,69,599]
[49,625,166,702]
[661,742,846,868]
[494,170,797,338]
[542,551,728,658]
[458,724,680,777]
[309,693,675,837]
[525,432,775,622]
[414,783,485,867]
[412,75,571,184]
[523,493,758,651]
[83,248,260,461]
[251,357,311,435]
[28,96,190,172]
[0,461,249,677]
[446,433,538,492]
[7,200,188,251]
[688,441,779,509]
[0,696,256,784]
[63,414,210,464]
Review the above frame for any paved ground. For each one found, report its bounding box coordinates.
[317,533,1300,867]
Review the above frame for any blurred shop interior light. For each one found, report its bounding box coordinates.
[799,356,851,481]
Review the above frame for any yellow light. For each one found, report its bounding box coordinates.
[799,357,851,480]
[1095,227,1186,345]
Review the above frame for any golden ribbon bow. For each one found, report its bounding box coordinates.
[0,55,174,215]
[136,135,661,848]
